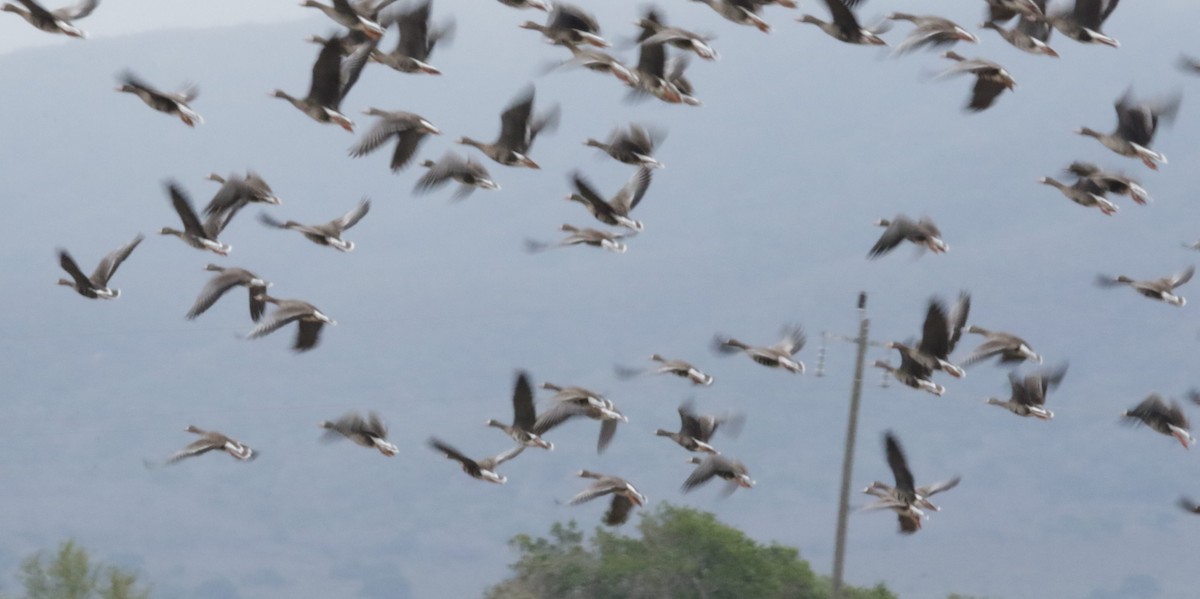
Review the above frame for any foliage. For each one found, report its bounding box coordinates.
[485,503,894,599]
[11,540,150,599]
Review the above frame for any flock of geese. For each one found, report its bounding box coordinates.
[11,0,1200,565]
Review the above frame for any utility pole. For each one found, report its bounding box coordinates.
[830,292,869,599]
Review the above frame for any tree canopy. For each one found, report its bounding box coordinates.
[9,540,150,599]
[485,503,895,599]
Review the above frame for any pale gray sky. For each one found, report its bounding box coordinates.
[2,1,1200,599]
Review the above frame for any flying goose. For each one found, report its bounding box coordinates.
[861,432,960,534]
[203,171,282,218]
[985,364,1067,420]
[428,438,525,483]
[984,0,1043,23]
[1065,162,1149,205]
[938,51,1016,112]
[565,168,652,231]
[882,292,971,380]
[115,72,203,127]
[682,454,754,494]
[981,7,1058,57]
[635,8,718,61]
[247,294,335,352]
[259,198,370,252]
[497,0,550,10]
[161,426,255,465]
[301,0,385,39]
[585,124,665,169]
[655,400,740,454]
[1096,265,1193,307]
[960,325,1042,366]
[568,471,647,526]
[414,152,500,200]
[545,44,638,87]
[524,224,633,254]
[320,411,399,456]
[616,354,714,386]
[887,13,978,54]
[798,0,887,46]
[272,35,373,132]
[1037,173,1118,215]
[2,0,96,38]
[1122,394,1194,448]
[160,181,232,256]
[691,0,770,33]
[56,234,141,302]
[458,86,560,169]
[1076,89,1181,170]
[714,324,806,373]
[486,371,553,450]
[57,234,143,299]
[533,383,627,453]
[519,2,607,48]
[1047,0,1120,47]
[186,265,269,322]
[874,357,943,396]
[349,109,440,171]
[868,215,947,258]
[369,0,454,75]
[628,33,687,105]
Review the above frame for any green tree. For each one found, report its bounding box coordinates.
[12,540,150,599]
[485,503,894,599]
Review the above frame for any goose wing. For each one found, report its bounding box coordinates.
[868,216,915,258]
[58,250,92,289]
[308,36,345,107]
[885,432,916,497]
[294,320,325,351]
[498,88,535,151]
[186,267,251,320]
[248,303,313,339]
[605,495,635,525]
[51,0,99,20]
[568,479,617,505]
[511,371,537,430]
[917,299,951,359]
[397,0,432,59]
[167,182,207,237]
[570,172,617,219]
[428,437,481,476]
[823,0,862,37]
[90,234,143,286]
[612,167,653,214]
[334,198,371,231]
[531,399,589,434]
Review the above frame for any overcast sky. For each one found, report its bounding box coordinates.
[3,1,1200,598]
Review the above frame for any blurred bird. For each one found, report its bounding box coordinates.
[160,181,232,256]
[568,471,647,525]
[155,426,255,466]
[428,438,524,483]
[185,265,269,322]
[1122,395,1194,448]
[682,454,754,494]
[713,325,806,373]
[797,0,887,46]
[1096,265,1194,307]
[56,234,143,299]
[115,71,203,126]
[458,86,560,168]
[524,224,633,254]
[861,432,959,534]
[938,51,1016,112]
[414,152,500,200]
[1076,88,1181,170]
[985,364,1067,420]
[2,0,98,38]
[486,371,554,450]
[565,168,652,231]
[369,0,454,75]
[868,215,947,258]
[320,411,399,456]
[349,109,440,172]
[272,34,373,132]
[247,294,335,352]
[259,198,370,252]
